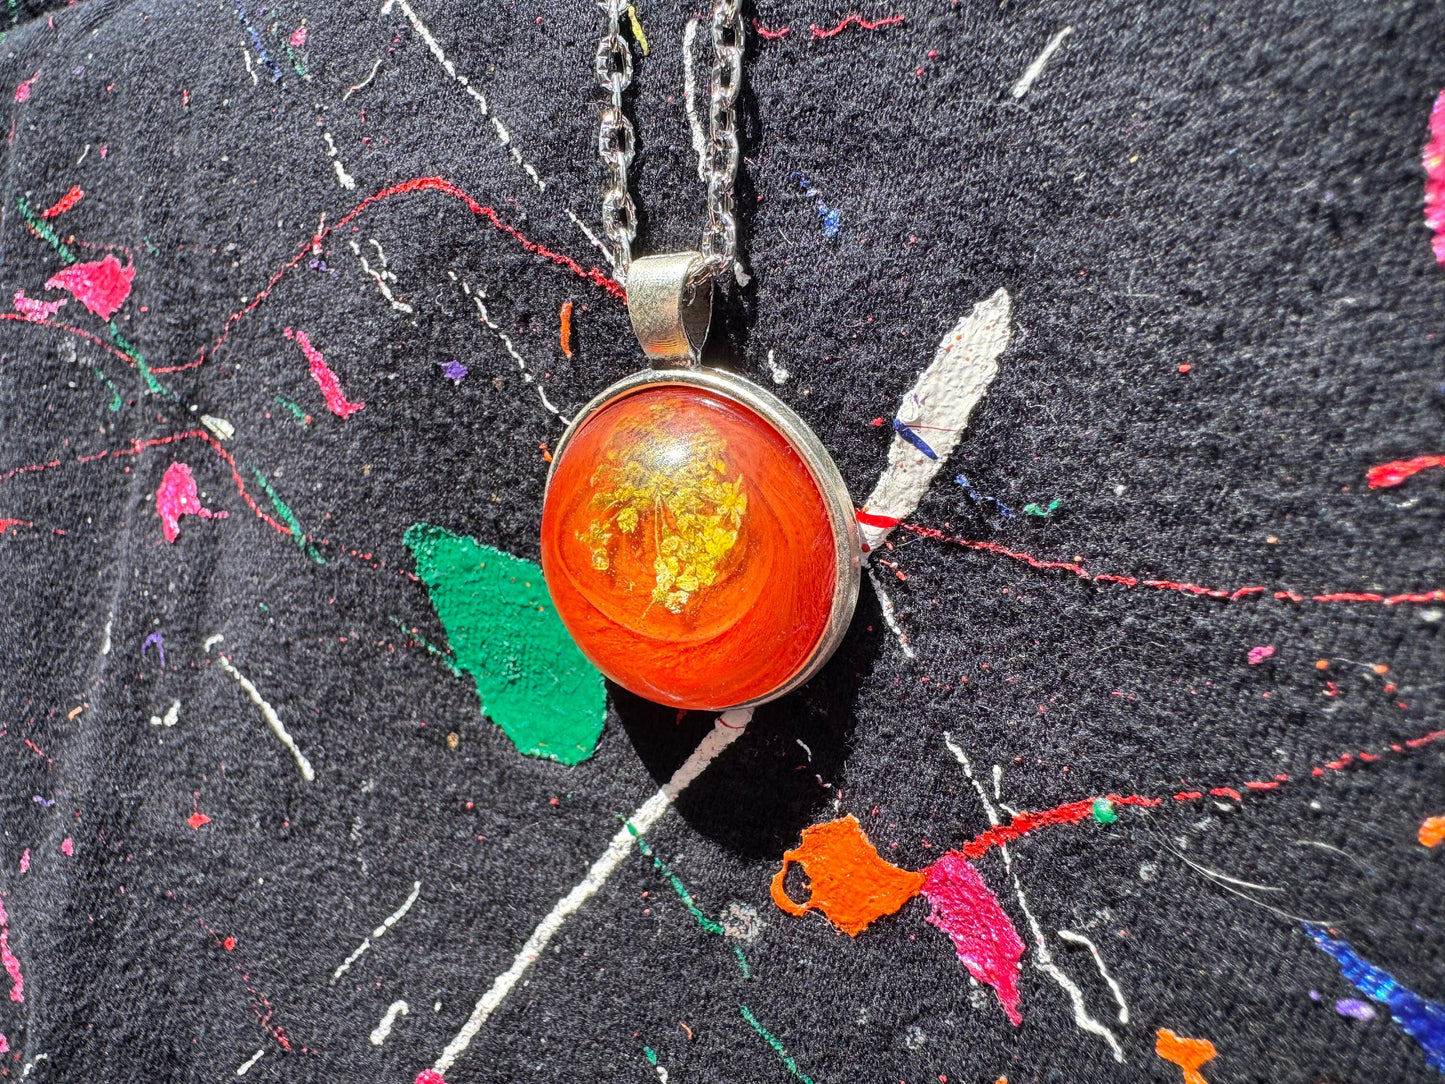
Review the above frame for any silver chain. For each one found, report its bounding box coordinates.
[596,0,744,287]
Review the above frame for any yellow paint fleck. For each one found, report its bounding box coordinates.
[626,5,650,54]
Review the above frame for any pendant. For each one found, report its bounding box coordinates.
[541,253,861,711]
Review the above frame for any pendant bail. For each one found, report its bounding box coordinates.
[626,251,712,367]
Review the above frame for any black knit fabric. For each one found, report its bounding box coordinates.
[0,0,1442,1081]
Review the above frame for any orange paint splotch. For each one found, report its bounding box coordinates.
[1420,815,1445,848]
[770,814,924,935]
[560,299,574,357]
[1156,1028,1216,1084]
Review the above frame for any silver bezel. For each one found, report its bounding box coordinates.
[545,366,862,710]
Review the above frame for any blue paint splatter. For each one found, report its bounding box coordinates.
[438,359,469,383]
[956,473,1016,520]
[236,2,284,83]
[892,418,937,459]
[1304,924,1445,1072]
[789,172,843,238]
[141,631,165,668]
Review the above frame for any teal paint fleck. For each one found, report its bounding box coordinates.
[626,821,725,936]
[1092,798,1117,824]
[90,367,122,411]
[250,465,326,564]
[643,1047,659,1066]
[274,396,310,424]
[734,943,752,978]
[143,238,160,256]
[404,523,606,765]
[389,615,461,677]
[739,1005,816,1084]
[107,321,174,399]
[1022,499,1064,517]
[17,197,74,263]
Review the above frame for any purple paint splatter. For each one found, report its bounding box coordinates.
[1336,998,1377,1021]
[142,631,166,668]
[438,359,468,383]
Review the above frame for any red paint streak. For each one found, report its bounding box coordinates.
[810,13,905,38]
[855,509,901,528]
[170,894,294,1051]
[753,17,791,38]
[1366,455,1445,488]
[921,854,1025,1025]
[1208,787,1242,800]
[165,176,625,375]
[1175,790,1203,800]
[1243,781,1280,790]
[22,738,47,761]
[955,794,1162,860]
[283,327,364,418]
[13,70,38,102]
[902,522,1445,606]
[45,254,135,321]
[1424,89,1445,263]
[0,311,137,366]
[0,518,33,533]
[38,185,83,218]
[155,462,227,543]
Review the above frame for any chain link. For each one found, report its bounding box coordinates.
[596,0,744,287]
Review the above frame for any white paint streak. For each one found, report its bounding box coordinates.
[1011,26,1073,99]
[566,209,617,270]
[100,614,112,655]
[946,731,1124,1061]
[380,0,544,190]
[867,566,916,660]
[235,1048,265,1076]
[321,129,357,190]
[456,276,571,424]
[1057,929,1130,1023]
[75,143,89,165]
[766,348,790,384]
[348,238,414,313]
[242,48,258,86]
[209,643,315,782]
[202,633,224,652]
[370,1000,410,1045]
[344,57,383,99]
[332,880,423,982]
[857,289,1011,552]
[200,414,234,441]
[681,18,708,181]
[432,709,752,1076]
[150,699,180,728]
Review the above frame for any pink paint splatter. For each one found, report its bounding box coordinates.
[284,327,365,418]
[1425,89,1445,264]
[13,290,66,321]
[0,903,24,1003]
[290,25,308,47]
[920,853,1026,1025]
[61,837,73,857]
[415,1071,446,1084]
[17,849,29,874]
[0,1032,8,1054]
[188,811,211,829]
[44,254,135,321]
[1247,645,1275,665]
[13,70,39,102]
[155,462,227,543]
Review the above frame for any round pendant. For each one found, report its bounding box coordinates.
[541,366,860,711]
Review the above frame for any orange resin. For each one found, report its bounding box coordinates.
[541,385,837,710]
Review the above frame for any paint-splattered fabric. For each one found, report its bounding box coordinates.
[0,1,1443,1083]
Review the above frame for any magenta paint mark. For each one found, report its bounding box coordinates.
[44,254,135,320]
[61,837,74,856]
[1425,89,1445,264]
[415,1071,446,1084]
[142,630,166,667]
[13,70,38,102]
[0,902,24,1003]
[290,25,308,47]
[155,462,227,543]
[13,290,66,321]
[17,850,28,873]
[1248,645,1275,665]
[283,327,365,418]
[0,1031,8,1054]
[920,853,1026,1025]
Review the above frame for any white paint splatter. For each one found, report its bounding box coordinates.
[453,275,571,424]
[344,57,383,99]
[100,613,112,655]
[200,414,234,441]
[857,289,1011,553]
[1011,26,1073,100]
[235,1048,264,1076]
[332,880,423,982]
[681,18,708,181]
[241,48,258,86]
[149,700,180,727]
[1057,929,1130,1023]
[321,128,357,190]
[348,237,413,313]
[867,566,916,660]
[370,1000,410,1045]
[565,209,617,270]
[765,348,790,385]
[432,709,751,1076]
[202,633,224,652]
[75,143,89,165]
[207,640,315,782]
[379,0,544,191]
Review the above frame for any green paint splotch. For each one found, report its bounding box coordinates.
[404,523,606,765]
